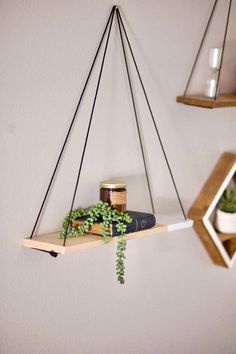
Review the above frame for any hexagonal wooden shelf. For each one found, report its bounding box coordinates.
[188,152,236,267]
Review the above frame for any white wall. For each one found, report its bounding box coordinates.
[1,1,236,353]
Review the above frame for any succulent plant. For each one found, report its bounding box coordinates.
[219,187,236,213]
[60,201,132,284]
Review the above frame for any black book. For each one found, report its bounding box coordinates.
[74,210,156,236]
[111,210,156,236]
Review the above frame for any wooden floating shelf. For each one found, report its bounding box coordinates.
[176,93,236,108]
[23,220,193,255]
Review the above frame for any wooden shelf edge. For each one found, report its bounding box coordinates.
[176,94,236,108]
[176,95,215,108]
[23,219,193,255]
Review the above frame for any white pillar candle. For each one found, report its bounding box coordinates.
[209,48,222,70]
[206,79,217,98]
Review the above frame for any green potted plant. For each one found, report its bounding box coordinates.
[215,186,236,233]
[60,201,132,284]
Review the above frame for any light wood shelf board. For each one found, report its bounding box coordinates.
[177,94,236,108]
[23,220,192,255]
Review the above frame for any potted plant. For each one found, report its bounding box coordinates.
[215,187,236,234]
[60,201,132,284]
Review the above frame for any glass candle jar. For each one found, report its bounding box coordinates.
[209,47,222,70]
[100,180,127,212]
[206,78,217,98]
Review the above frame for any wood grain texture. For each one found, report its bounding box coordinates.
[176,94,236,108]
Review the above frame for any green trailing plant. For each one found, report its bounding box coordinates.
[60,201,132,284]
[219,187,236,213]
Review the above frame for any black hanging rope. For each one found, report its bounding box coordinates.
[31,5,188,247]
[30,7,115,239]
[116,9,187,220]
[63,7,115,246]
[214,0,232,99]
[116,10,155,215]
[183,0,218,96]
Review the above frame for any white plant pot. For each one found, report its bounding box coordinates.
[215,209,236,233]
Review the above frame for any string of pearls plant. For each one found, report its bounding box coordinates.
[60,201,132,284]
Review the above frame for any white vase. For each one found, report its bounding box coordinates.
[215,209,236,233]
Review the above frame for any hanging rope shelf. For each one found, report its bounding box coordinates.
[177,0,236,108]
[23,6,192,257]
